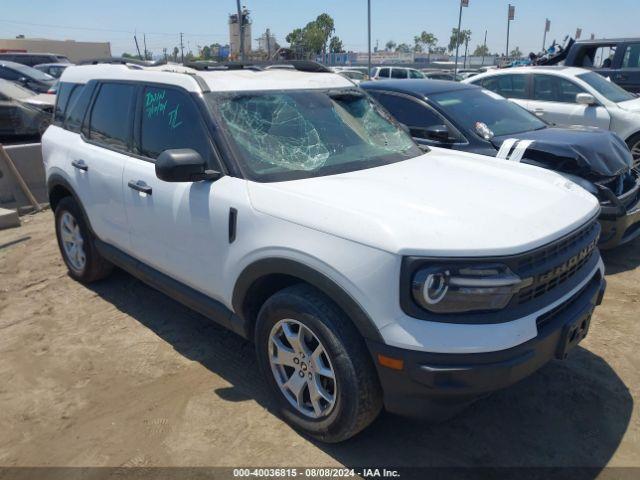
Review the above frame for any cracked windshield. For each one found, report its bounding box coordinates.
[209,89,422,180]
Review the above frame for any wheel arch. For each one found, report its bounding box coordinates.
[232,258,383,343]
[47,173,94,234]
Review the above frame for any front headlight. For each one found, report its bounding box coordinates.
[411,264,531,314]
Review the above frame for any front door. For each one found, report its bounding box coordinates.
[529,73,610,130]
[122,83,232,301]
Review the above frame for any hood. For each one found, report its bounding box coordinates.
[247,149,599,256]
[618,97,640,113]
[491,127,633,179]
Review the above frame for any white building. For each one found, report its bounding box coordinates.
[0,38,111,63]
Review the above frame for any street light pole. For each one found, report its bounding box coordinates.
[454,1,464,77]
[236,0,245,62]
[506,4,514,62]
[367,0,371,79]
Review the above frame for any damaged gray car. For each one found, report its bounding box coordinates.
[0,79,54,139]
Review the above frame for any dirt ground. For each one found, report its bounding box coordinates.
[0,211,639,471]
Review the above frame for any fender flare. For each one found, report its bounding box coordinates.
[232,257,383,342]
[47,173,95,235]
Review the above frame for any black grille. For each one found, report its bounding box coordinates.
[535,273,598,330]
[516,220,600,305]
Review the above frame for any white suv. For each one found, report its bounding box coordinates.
[43,61,606,442]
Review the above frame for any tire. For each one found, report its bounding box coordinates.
[626,132,640,168]
[54,196,113,283]
[255,284,383,443]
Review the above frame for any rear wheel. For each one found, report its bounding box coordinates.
[54,196,113,283]
[255,284,382,443]
[626,132,640,168]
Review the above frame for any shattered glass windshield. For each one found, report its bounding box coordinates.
[207,89,421,181]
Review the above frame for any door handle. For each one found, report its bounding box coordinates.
[533,109,545,117]
[128,180,152,195]
[71,159,88,171]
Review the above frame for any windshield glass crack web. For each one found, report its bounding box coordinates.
[217,91,417,176]
[220,94,330,171]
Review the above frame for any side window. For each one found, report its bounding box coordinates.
[488,75,527,99]
[409,69,424,79]
[87,83,136,150]
[391,68,408,79]
[378,68,390,78]
[370,92,461,141]
[622,44,640,69]
[64,84,90,133]
[557,78,586,103]
[138,86,212,162]
[533,75,585,103]
[0,67,21,81]
[53,82,75,124]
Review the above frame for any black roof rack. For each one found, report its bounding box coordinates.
[185,60,331,73]
[78,57,168,67]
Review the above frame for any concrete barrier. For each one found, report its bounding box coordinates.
[0,143,47,213]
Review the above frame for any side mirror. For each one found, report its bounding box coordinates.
[155,149,221,182]
[422,124,453,142]
[576,93,596,106]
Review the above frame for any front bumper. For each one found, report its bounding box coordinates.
[367,268,606,419]
[598,205,640,249]
[597,170,640,249]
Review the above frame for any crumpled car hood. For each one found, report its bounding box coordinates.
[491,127,633,179]
[247,149,599,257]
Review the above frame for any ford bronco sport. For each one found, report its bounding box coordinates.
[43,61,606,442]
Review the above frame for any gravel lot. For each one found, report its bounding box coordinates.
[0,211,639,472]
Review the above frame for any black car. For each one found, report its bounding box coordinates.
[0,52,71,67]
[361,79,640,249]
[0,60,56,93]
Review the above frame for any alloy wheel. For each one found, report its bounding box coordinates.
[59,211,86,272]
[268,319,337,419]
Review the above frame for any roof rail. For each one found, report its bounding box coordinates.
[78,57,168,67]
[185,60,332,73]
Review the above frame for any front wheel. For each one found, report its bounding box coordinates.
[255,284,382,443]
[626,132,640,168]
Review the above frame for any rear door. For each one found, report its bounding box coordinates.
[123,83,230,297]
[477,74,530,109]
[613,42,640,93]
[528,73,610,129]
[66,81,135,249]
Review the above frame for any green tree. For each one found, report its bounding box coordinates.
[172,46,179,61]
[473,44,490,56]
[395,43,410,53]
[201,45,212,60]
[385,40,396,52]
[315,13,335,55]
[329,36,344,53]
[420,32,438,53]
[413,36,423,53]
[122,52,134,58]
[510,46,523,58]
[448,28,471,53]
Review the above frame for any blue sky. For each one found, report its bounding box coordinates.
[2,0,639,56]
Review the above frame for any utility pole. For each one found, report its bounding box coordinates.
[143,33,148,60]
[163,47,167,62]
[506,4,515,61]
[542,19,550,52]
[367,0,371,79]
[481,29,487,66]
[134,34,142,60]
[179,32,184,63]
[236,0,245,62]
[454,0,469,77]
[463,36,469,69]
[266,28,271,60]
